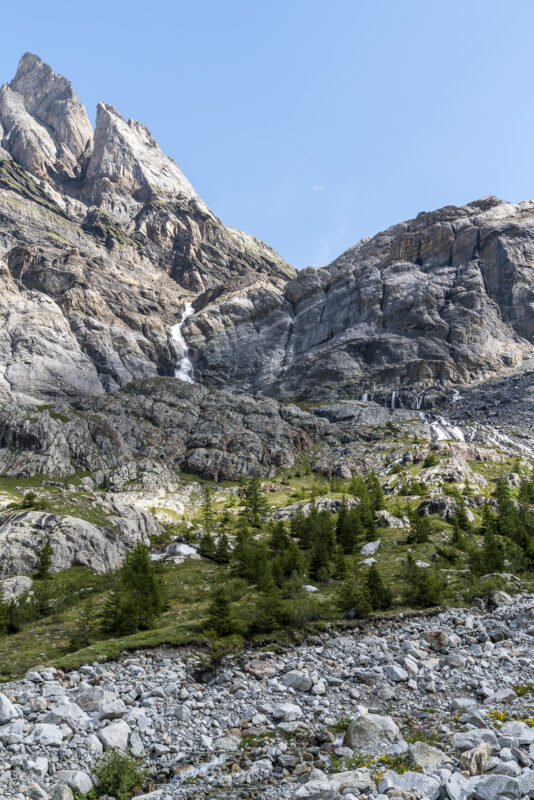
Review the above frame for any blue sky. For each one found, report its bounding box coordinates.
[1,0,534,268]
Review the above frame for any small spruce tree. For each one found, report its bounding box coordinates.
[366,564,392,610]
[215,533,231,564]
[254,579,284,632]
[69,596,97,651]
[0,585,9,635]
[201,483,214,530]
[245,474,270,527]
[199,532,217,560]
[207,586,233,636]
[35,539,53,580]
[101,544,162,635]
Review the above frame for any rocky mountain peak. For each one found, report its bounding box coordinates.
[0,52,92,180]
[84,100,206,222]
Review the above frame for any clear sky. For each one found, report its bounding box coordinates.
[1,0,534,268]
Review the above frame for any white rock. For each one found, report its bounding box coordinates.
[1,575,33,602]
[77,687,127,719]
[44,698,90,729]
[360,539,380,555]
[27,723,63,746]
[98,719,131,750]
[55,770,93,796]
[273,702,303,722]
[282,670,313,692]
[0,692,17,723]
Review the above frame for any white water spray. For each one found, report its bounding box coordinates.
[171,302,195,383]
[429,416,466,442]
[173,753,227,784]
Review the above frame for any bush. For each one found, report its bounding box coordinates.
[422,452,438,468]
[403,557,445,608]
[90,750,146,800]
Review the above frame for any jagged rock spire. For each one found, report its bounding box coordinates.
[0,52,92,179]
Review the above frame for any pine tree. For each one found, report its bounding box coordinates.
[0,585,8,635]
[350,476,376,539]
[269,521,289,552]
[69,596,96,651]
[207,586,233,636]
[334,545,348,580]
[482,526,505,573]
[214,534,231,564]
[343,508,364,553]
[281,539,304,577]
[309,535,330,582]
[451,516,466,550]
[35,539,53,580]
[29,580,54,618]
[6,598,25,634]
[245,474,269,527]
[366,564,392,610]
[407,512,431,544]
[201,483,214,530]
[336,575,372,618]
[101,545,162,635]
[366,472,385,511]
[199,533,217,560]
[408,569,445,608]
[101,586,122,635]
[335,498,348,543]
[254,579,284,632]
[290,508,311,550]
[449,487,471,531]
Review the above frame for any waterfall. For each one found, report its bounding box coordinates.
[430,415,465,442]
[391,391,396,410]
[419,411,466,442]
[416,391,424,410]
[361,393,368,401]
[171,302,195,383]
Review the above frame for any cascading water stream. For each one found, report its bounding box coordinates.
[171,302,195,383]
[172,753,227,784]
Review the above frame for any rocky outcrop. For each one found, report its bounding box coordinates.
[0,54,294,400]
[0,504,156,578]
[0,53,92,180]
[189,197,534,395]
[0,379,330,480]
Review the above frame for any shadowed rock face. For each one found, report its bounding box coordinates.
[0,378,330,481]
[189,197,534,395]
[1,53,534,403]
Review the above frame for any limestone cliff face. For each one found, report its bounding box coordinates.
[1,53,534,403]
[189,197,534,395]
[0,54,293,398]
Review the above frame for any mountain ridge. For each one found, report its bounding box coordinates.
[1,53,534,403]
